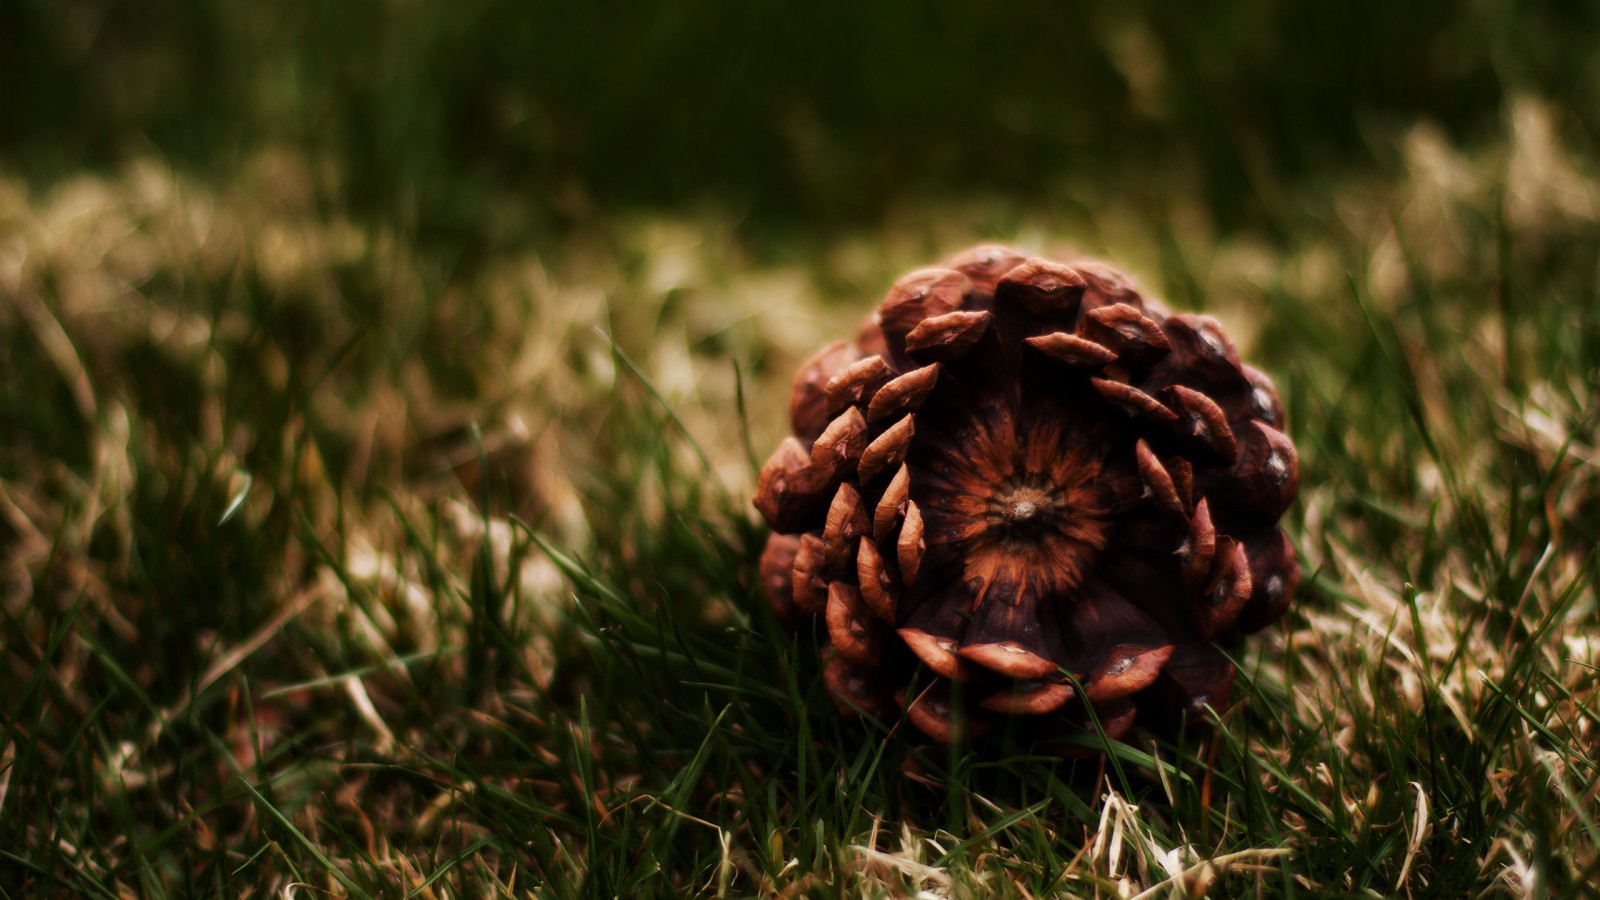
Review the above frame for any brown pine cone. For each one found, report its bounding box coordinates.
[754,245,1299,749]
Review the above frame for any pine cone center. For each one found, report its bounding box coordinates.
[986,475,1089,544]
[992,484,1048,536]
[918,402,1112,604]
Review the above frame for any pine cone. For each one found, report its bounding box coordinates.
[754,246,1299,749]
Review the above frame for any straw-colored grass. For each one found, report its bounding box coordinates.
[3,97,1597,896]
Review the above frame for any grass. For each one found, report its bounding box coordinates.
[3,37,1600,900]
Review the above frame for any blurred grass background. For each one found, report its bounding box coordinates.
[10,1,1598,232]
[2,1,1599,896]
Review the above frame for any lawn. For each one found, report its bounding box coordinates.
[2,3,1598,896]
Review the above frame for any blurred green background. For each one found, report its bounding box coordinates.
[9,0,1596,237]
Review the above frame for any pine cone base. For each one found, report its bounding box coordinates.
[755,246,1299,750]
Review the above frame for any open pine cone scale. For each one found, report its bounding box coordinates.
[756,245,1299,748]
